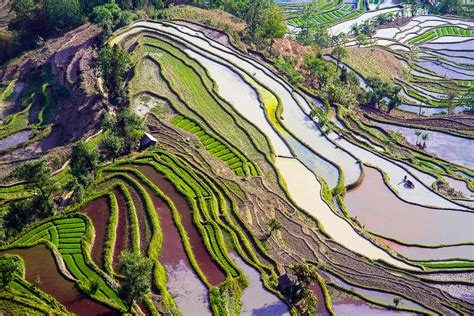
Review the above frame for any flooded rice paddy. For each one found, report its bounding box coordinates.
[2,245,118,315]
[374,122,474,170]
[81,196,110,270]
[275,157,415,269]
[229,253,289,315]
[133,164,226,285]
[129,164,212,314]
[0,130,33,152]
[345,167,474,245]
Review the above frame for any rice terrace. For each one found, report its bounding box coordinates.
[0,0,473,315]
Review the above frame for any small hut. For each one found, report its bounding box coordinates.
[140,132,158,150]
[278,274,296,296]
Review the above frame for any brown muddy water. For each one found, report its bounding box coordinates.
[123,165,213,314]
[81,196,110,270]
[344,167,474,245]
[131,164,226,286]
[112,188,130,270]
[309,281,330,315]
[126,183,152,254]
[2,245,118,315]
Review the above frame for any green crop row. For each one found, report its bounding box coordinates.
[100,172,179,312]
[0,254,67,314]
[288,0,363,28]
[117,183,140,254]
[172,114,257,177]
[148,150,278,271]
[108,160,240,284]
[145,153,272,280]
[139,38,267,173]
[204,223,239,277]
[102,191,118,276]
[7,213,126,310]
[142,152,286,304]
[409,26,473,44]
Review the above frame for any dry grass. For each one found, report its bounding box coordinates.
[164,5,246,35]
[343,47,408,81]
[273,38,312,69]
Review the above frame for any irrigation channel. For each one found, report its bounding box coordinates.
[111,21,459,270]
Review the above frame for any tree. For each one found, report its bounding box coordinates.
[298,1,319,34]
[46,0,83,31]
[340,67,348,83]
[70,140,100,186]
[299,287,317,314]
[275,56,304,85]
[4,158,58,233]
[304,54,336,88]
[266,218,282,238]
[119,251,153,311]
[0,256,22,289]
[3,200,34,236]
[289,263,319,313]
[355,33,369,47]
[290,262,318,288]
[102,134,124,162]
[311,26,332,48]
[98,45,132,107]
[243,0,273,40]
[331,45,348,70]
[92,1,124,36]
[114,109,146,154]
[9,0,48,48]
[10,160,57,202]
[88,277,101,294]
[366,76,401,109]
[256,5,286,47]
[387,86,402,112]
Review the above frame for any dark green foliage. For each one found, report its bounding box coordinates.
[288,263,319,313]
[98,45,132,107]
[2,0,161,64]
[210,0,286,45]
[9,159,57,201]
[113,109,146,154]
[296,26,333,48]
[70,140,100,186]
[0,256,22,289]
[92,1,134,38]
[4,160,59,235]
[46,0,84,31]
[426,0,471,15]
[290,262,318,288]
[331,45,348,69]
[266,218,282,238]
[119,251,153,311]
[275,56,304,85]
[255,5,286,46]
[365,76,401,111]
[102,134,124,162]
[305,54,336,88]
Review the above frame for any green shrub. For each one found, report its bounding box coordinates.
[49,227,59,246]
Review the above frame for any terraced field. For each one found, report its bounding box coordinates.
[0,0,12,30]
[1,16,473,316]
[363,16,474,114]
[287,0,366,29]
[283,0,403,33]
